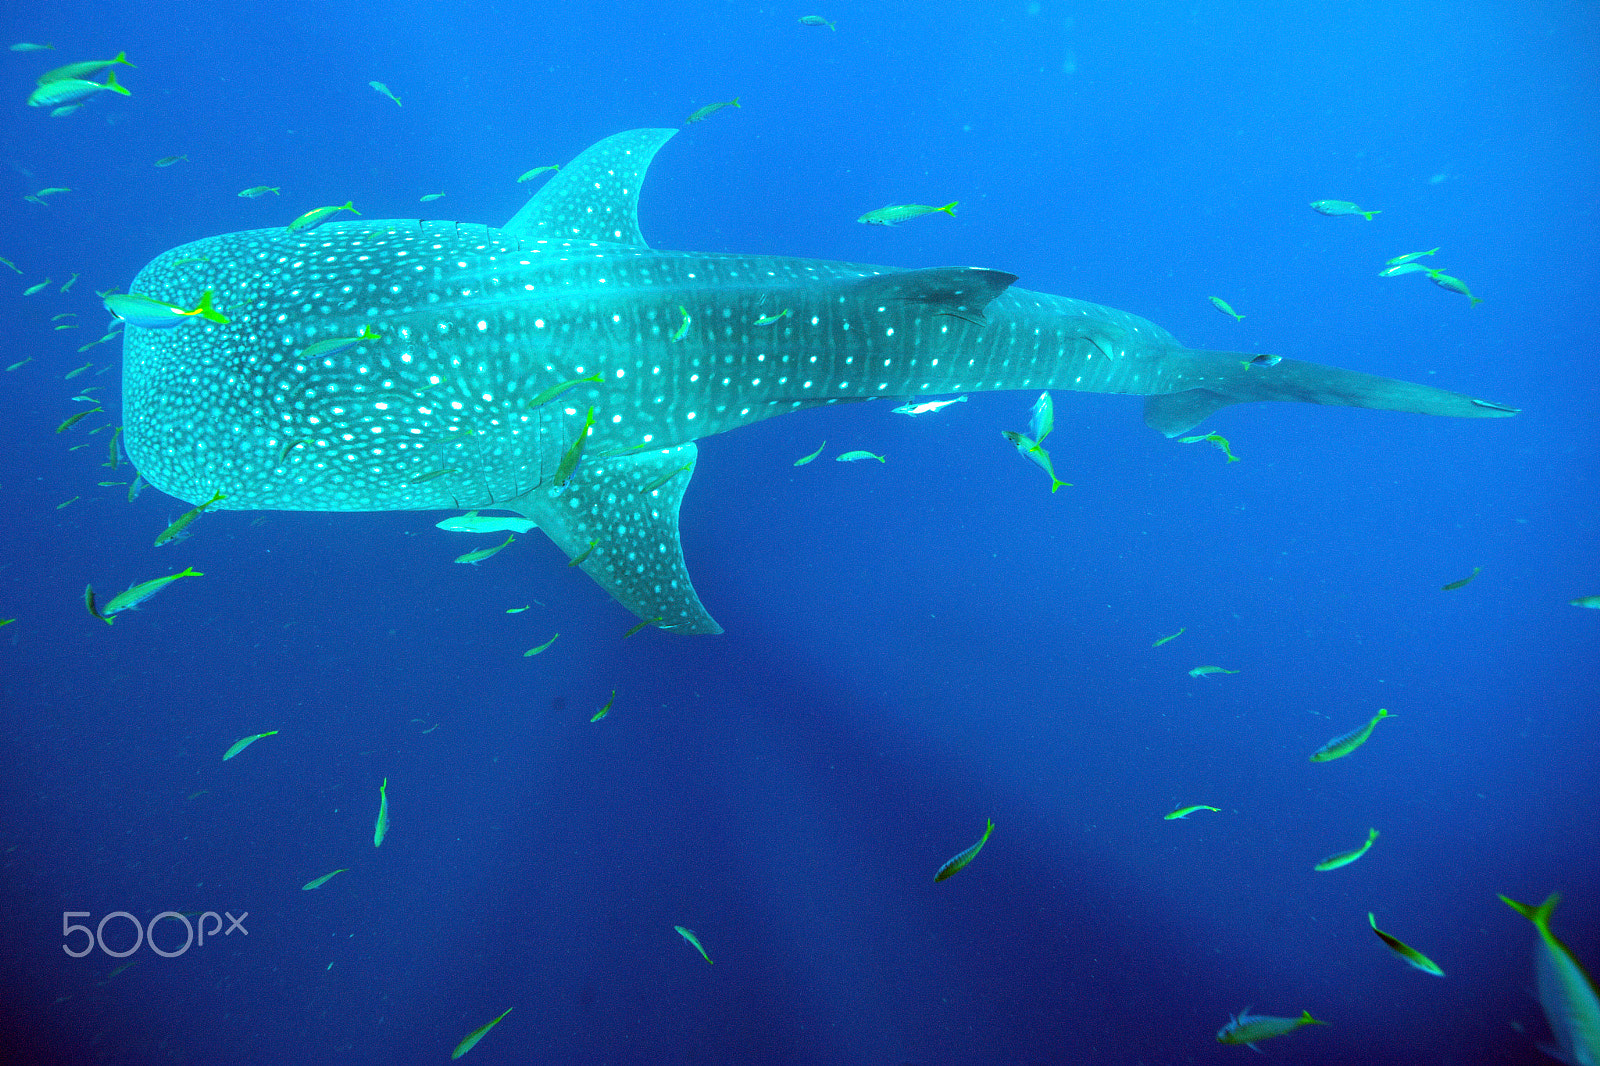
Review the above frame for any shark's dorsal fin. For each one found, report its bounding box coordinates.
[506,444,721,635]
[847,267,1019,324]
[502,128,679,247]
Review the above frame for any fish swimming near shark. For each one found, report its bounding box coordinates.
[121,128,1518,635]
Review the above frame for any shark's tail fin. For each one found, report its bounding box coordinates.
[1142,350,1520,437]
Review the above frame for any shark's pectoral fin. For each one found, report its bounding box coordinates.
[508,444,721,635]
[847,267,1019,323]
[502,127,679,247]
[1143,389,1237,437]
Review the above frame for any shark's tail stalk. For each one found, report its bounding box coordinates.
[1142,349,1520,437]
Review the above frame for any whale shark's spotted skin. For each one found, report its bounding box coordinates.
[122,128,1517,634]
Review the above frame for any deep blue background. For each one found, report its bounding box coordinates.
[1,2,1596,1064]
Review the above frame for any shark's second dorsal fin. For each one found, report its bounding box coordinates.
[503,128,679,247]
[847,267,1019,325]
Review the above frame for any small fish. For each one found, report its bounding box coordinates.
[105,290,228,328]
[523,633,559,657]
[420,193,446,202]
[154,489,226,547]
[525,371,602,410]
[23,278,52,295]
[591,690,616,722]
[238,186,281,198]
[506,605,531,614]
[222,730,279,761]
[1570,596,1600,609]
[1217,1008,1326,1049]
[1028,391,1054,443]
[170,257,210,267]
[1164,805,1220,820]
[674,926,713,964]
[27,70,131,108]
[1001,430,1069,491]
[286,201,360,234]
[77,331,121,353]
[935,818,994,881]
[1152,627,1186,647]
[1386,247,1440,266]
[301,869,348,891]
[10,43,54,51]
[369,81,401,106]
[892,396,967,417]
[127,474,145,501]
[407,467,459,485]
[277,437,311,463]
[452,1007,514,1060]
[858,202,958,226]
[5,357,32,371]
[0,256,20,273]
[1241,353,1281,368]
[1309,199,1379,220]
[794,441,827,466]
[623,615,664,638]
[568,539,598,566]
[1209,296,1244,321]
[63,362,93,379]
[1499,891,1600,1065]
[435,511,537,534]
[96,481,126,487]
[516,164,560,183]
[299,324,379,360]
[153,154,187,167]
[671,305,692,342]
[1441,566,1481,591]
[554,406,596,487]
[1378,261,1436,278]
[55,407,102,433]
[1314,827,1379,871]
[1368,912,1444,976]
[836,450,885,463]
[1426,270,1483,306]
[59,273,78,292]
[57,494,81,507]
[455,533,514,565]
[23,195,47,206]
[100,566,203,620]
[640,461,691,493]
[37,52,134,84]
[1179,432,1239,462]
[1310,708,1391,762]
[753,308,792,326]
[50,105,79,117]
[106,425,122,468]
[799,15,837,30]
[1187,665,1238,678]
[373,777,389,847]
[686,97,740,123]
[85,584,109,624]
[53,323,78,330]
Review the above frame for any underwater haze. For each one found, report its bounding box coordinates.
[1,2,1597,1064]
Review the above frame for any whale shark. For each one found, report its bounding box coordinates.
[121,127,1517,635]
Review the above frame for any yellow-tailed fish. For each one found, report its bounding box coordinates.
[554,406,595,487]
[23,279,52,295]
[1499,892,1600,1066]
[1001,430,1069,490]
[85,584,110,624]
[858,202,958,226]
[222,730,279,761]
[298,325,379,360]
[753,309,792,325]
[407,467,459,485]
[368,81,401,106]
[1179,432,1239,462]
[56,407,101,433]
[99,567,203,620]
[59,273,78,292]
[1309,199,1379,220]
[794,441,826,466]
[934,819,994,881]
[1386,247,1439,266]
[1028,391,1054,443]
[64,362,93,379]
[686,98,739,123]
[1216,1008,1326,1049]
[301,869,348,891]
[799,15,836,29]
[287,201,359,234]
[523,633,559,657]
[105,290,228,328]
[1369,912,1444,976]
[10,43,55,52]
[1209,296,1245,321]
[420,193,446,202]
[674,926,712,963]
[455,533,514,565]
[1442,566,1481,590]
[568,539,598,566]
[835,450,885,463]
[1188,665,1238,678]
[525,371,602,410]
[893,397,967,417]
[0,256,20,273]
[154,489,226,547]
[624,615,663,638]
[671,305,691,341]
[27,70,130,108]
[238,186,280,198]
[1314,827,1379,871]
[373,777,389,846]
[1152,627,1185,647]
[37,52,134,84]
[1309,708,1391,762]
[154,154,187,167]
[1427,270,1483,306]
[641,463,692,493]
[516,164,560,183]
[452,1007,513,1060]
[591,690,616,722]
[1164,805,1220,820]
[506,605,531,614]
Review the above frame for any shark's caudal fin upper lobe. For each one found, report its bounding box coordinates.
[1142,350,1520,437]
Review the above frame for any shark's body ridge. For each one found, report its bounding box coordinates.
[122,128,1517,634]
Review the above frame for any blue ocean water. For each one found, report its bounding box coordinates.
[1,2,1596,1063]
